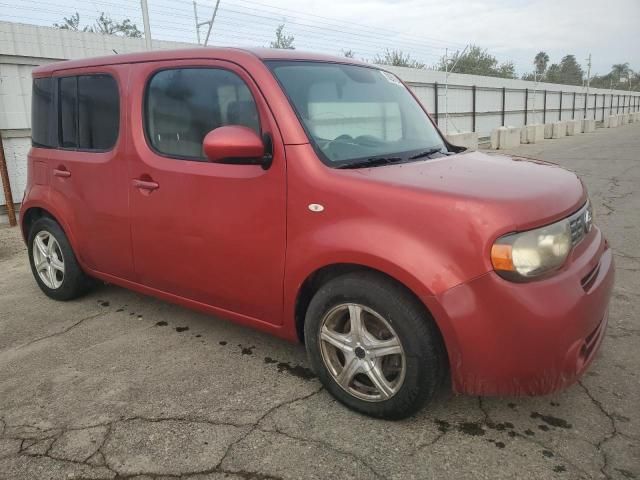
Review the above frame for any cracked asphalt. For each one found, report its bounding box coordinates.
[0,123,639,480]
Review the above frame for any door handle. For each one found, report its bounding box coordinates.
[53,168,71,178]
[132,178,159,191]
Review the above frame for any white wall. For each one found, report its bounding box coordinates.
[0,134,29,206]
[0,21,193,132]
[1,20,640,207]
[384,65,640,136]
[0,21,194,207]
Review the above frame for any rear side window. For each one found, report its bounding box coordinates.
[145,68,259,160]
[59,77,78,148]
[79,75,119,149]
[31,78,56,147]
[57,74,120,150]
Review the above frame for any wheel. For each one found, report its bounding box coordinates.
[304,271,447,420]
[28,216,94,301]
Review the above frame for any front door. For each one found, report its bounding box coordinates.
[126,60,287,325]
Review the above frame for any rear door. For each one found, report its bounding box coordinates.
[126,59,287,324]
[47,65,134,279]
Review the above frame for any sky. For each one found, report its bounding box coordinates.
[2,0,639,76]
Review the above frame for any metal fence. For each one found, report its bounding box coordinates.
[405,81,640,137]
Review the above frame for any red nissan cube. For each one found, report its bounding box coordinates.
[21,48,614,419]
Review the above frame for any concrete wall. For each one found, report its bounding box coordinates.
[1,20,640,207]
[0,21,193,207]
[0,21,192,132]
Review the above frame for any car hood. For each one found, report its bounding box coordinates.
[346,150,587,231]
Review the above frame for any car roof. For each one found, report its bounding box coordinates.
[33,47,371,75]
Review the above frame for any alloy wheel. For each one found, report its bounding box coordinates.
[32,230,65,289]
[319,303,406,402]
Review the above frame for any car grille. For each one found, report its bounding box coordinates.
[568,202,593,247]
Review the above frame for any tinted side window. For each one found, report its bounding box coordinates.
[145,68,259,160]
[78,75,119,150]
[59,76,78,148]
[58,75,119,150]
[32,78,56,147]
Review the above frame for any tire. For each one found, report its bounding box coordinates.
[304,271,447,420]
[27,216,94,301]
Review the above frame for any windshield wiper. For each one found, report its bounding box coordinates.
[408,147,446,160]
[337,156,404,169]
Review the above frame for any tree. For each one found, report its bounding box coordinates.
[611,63,631,87]
[632,71,640,91]
[53,12,89,31]
[435,45,516,79]
[591,66,639,91]
[53,12,142,38]
[374,49,425,69]
[342,49,355,58]
[91,13,142,37]
[545,55,584,85]
[534,51,549,76]
[270,24,295,49]
[590,73,615,89]
[497,61,516,79]
[522,51,550,81]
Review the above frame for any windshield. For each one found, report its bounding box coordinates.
[267,61,446,168]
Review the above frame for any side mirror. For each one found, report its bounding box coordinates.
[203,125,266,166]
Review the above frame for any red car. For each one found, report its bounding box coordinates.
[21,48,614,419]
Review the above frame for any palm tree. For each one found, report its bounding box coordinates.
[534,51,549,77]
[611,63,631,87]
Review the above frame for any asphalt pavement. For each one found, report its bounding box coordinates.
[0,122,638,479]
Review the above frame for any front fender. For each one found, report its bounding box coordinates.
[282,218,468,361]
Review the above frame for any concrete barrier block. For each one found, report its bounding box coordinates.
[606,115,618,128]
[622,113,630,124]
[544,123,553,139]
[446,131,479,150]
[490,127,502,149]
[520,127,528,144]
[501,126,521,149]
[582,119,596,133]
[551,121,567,139]
[566,119,581,136]
[521,124,545,144]
[490,126,521,149]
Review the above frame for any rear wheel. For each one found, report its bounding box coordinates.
[28,217,94,301]
[304,271,446,419]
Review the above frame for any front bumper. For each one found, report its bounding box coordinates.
[433,226,614,396]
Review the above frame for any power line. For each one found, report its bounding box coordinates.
[1,0,478,66]
[194,0,466,49]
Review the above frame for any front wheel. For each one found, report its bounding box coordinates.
[304,272,447,420]
[28,216,94,301]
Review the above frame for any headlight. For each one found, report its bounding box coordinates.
[491,218,572,281]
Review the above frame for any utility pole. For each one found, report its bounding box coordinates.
[203,0,221,47]
[443,45,468,134]
[193,1,201,44]
[532,70,540,124]
[444,48,448,134]
[140,0,152,50]
[585,53,592,118]
[193,1,216,45]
